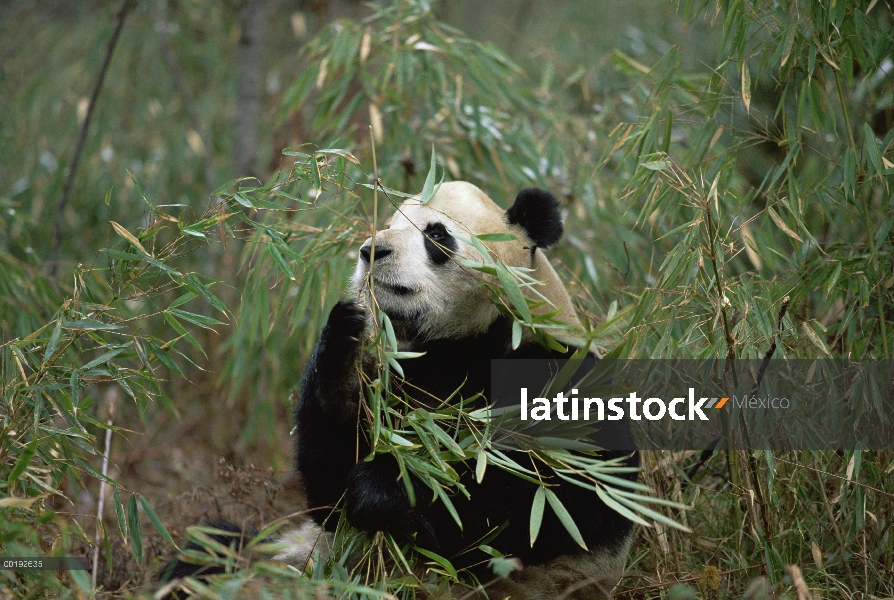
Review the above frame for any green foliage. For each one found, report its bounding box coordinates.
[605,0,894,361]
[219,0,584,422]
[281,1,561,189]
[0,170,238,592]
[596,1,894,596]
[0,150,355,594]
[0,2,241,273]
[1,0,893,597]
[0,201,61,340]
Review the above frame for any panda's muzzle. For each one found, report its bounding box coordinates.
[359,244,392,263]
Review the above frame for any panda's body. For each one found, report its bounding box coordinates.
[294,182,638,598]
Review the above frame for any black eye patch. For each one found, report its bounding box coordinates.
[423,222,456,265]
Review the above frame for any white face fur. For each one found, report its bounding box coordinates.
[350,182,536,341]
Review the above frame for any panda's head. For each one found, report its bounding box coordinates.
[350,181,582,342]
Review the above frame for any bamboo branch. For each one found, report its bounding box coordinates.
[685,296,789,481]
[92,387,119,591]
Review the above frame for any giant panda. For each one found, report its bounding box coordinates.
[293,181,639,599]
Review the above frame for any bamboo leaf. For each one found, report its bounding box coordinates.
[420,144,443,205]
[211,178,239,195]
[127,494,143,564]
[741,60,751,113]
[74,458,118,486]
[823,262,842,301]
[863,123,883,177]
[802,322,830,355]
[529,486,546,546]
[110,221,148,255]
[383,430,416,447]
[63,320,121,331]
[43,320,62,364]
[139,494,177,549]
[126,170,152,209]
[80,348,125,371]
[387,351,426,360]
[185,275,227,313]
[0,497,41,508]
[317,148,361,165]
[610,491,691,532]
[310,154,322,192]
[544,488,588,550]
[780,23,796,66]
[8,437,37,488]
[768,207,803,243]
[476,233,518,242]
[386,355,405,378]
[476,447,487,483]
[145,340,185,377]
[434,484,463,530]
[496,262,532,322]
[168,309,225,329]
[413,546,458,580]
[381,311,398,351]
[268,244,295,281]
[511,320,522,350]
[233,192,254,208]
[594,485,650,527]
[114,488,127,540]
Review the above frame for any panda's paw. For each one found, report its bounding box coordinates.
[301,301,366,416]
[345,459,433,540]
[323,301,367,348]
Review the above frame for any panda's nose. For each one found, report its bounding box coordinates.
[359,244,392,263]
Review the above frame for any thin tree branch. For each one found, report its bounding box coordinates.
[49,0,136,282]
[685,295,790,481]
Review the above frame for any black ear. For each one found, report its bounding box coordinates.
[505,188,563,249]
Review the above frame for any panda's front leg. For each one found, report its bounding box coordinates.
[345,456,438,547]
[296,302,436,543]
[295,300,368,528]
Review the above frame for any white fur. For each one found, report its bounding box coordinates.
[273,520,331,570]
[349,181,582,342]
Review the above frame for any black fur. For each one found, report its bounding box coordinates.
[505,188,564,250]
[295,304,638,575]
[294,301,367,526]
[423,222,456,264]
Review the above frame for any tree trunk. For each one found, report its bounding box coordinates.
[233,0,270,180]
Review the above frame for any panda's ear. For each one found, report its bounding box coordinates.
[505,188,563,249]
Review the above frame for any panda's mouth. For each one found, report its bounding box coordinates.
[372,280,415,296]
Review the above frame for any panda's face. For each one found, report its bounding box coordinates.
[350,182,537,341]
